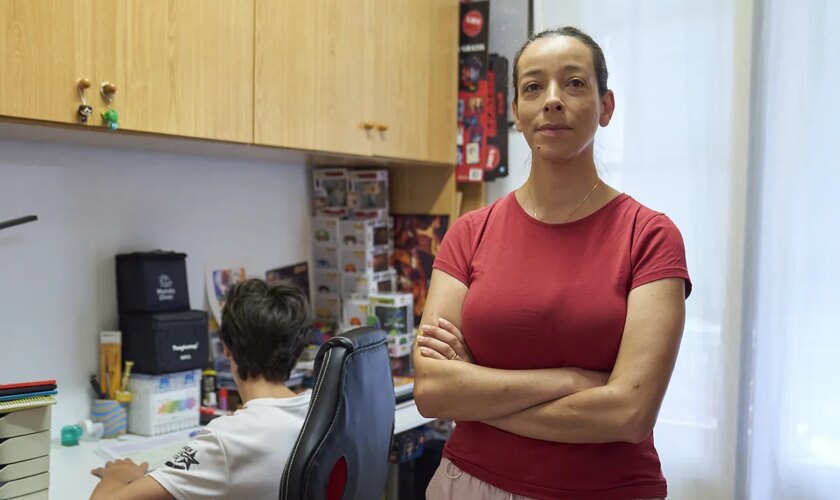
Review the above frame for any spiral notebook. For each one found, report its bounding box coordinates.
[0,395,57,413]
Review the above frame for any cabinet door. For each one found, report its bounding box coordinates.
[0,0,97,125]
[105,0,254,142]
[370,0,457,164]
[254,0,372,156]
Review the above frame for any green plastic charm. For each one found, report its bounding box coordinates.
[101,108,119,130]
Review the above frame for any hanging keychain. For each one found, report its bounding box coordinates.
[76,78,93,123]
[100,81,119,130]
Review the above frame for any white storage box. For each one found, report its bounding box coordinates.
[127,369,201,436]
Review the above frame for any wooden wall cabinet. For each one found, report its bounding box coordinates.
[0,0,254,142]
[0,0,97,125]
[255,0,457,165]
[2,0,465,182]
[104,0,254,142]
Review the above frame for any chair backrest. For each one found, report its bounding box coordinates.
[280,327,396,500]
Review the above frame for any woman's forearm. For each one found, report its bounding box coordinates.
[413,355,597,421]
[482,383,649,444]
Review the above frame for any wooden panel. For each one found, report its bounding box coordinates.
[425,0,459,164]
[387,164,457,221]
[254,0,371,156]
[457,182,486,216]
[370,0,431,162]
[371,0,457,164]
[107,0,254,142]
[0,0,95,125]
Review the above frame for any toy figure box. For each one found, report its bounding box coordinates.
[339,246,392,274]
[338,218,391,249]
[347,170,389,211]
[369,292,413,335]
[313,168,349,213]
[313,270,341,295]
[340,269,397,299]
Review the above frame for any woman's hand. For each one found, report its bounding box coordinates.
[417,317,474,363]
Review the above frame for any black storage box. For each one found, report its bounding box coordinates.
[116,251,190,313]
[121,310,209,374]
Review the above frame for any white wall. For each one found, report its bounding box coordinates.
[0,133,310,433]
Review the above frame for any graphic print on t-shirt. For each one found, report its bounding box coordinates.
[165,446,200,471]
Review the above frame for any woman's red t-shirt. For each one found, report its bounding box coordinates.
[432,191,692,500]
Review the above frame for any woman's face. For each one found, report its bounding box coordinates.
[512,36,614,163]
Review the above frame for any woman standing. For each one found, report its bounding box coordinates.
[414,27,691,500]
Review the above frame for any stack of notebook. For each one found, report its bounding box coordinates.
[0,380,57,500]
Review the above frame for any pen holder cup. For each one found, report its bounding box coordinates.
[92,399,128,438]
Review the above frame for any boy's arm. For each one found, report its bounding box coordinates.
[92,431,229,500]
[90,460,174,500]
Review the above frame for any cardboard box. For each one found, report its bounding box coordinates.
[313,244,339,271]
[338,218,391,248]
[339,246,392,274]
[313,293,341,322]
[313,270,341,295]
[313,217,341,245]
[341,269,397,299]
[342,297,369,328]
[313,168,349,212]
[369,292,413,335]
[347,170,389,210]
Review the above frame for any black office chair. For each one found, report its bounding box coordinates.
[280,327,396,500]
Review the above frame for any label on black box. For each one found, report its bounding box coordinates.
[156,274,176,302]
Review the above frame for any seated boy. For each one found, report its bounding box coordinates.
[90,278,313,499]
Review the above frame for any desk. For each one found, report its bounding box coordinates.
[50,400,433,500]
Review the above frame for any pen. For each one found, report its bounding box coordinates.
[121,361,134,392]
[90,375,104,399]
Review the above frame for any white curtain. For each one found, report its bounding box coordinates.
[521,1,754,498]
[742,0,840,498]
[519,0,840,498]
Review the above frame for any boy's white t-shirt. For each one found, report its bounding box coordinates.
[150,390,311,500]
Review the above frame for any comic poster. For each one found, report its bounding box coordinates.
[391,215,450,325]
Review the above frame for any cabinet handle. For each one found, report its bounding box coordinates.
[376,124,389,132]
[100,81,118,100]
[361,122,375,130]
[77,78,91,90]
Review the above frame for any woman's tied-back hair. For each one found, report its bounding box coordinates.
[220,278,312,382]
[512,26,609,101]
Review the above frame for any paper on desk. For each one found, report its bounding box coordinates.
[95,429,198,471]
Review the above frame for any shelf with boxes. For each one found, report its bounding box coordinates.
[0,387,55,500]
[311,167,415,361]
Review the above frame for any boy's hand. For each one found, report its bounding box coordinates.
[92,458,149,485]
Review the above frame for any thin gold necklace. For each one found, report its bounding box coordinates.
[529,181,601,223]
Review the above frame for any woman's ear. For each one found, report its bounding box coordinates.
[512,100,523,132]
[223,343,232,359]
[599,90,616,127]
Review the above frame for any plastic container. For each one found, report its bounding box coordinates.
[127,369,200,436]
